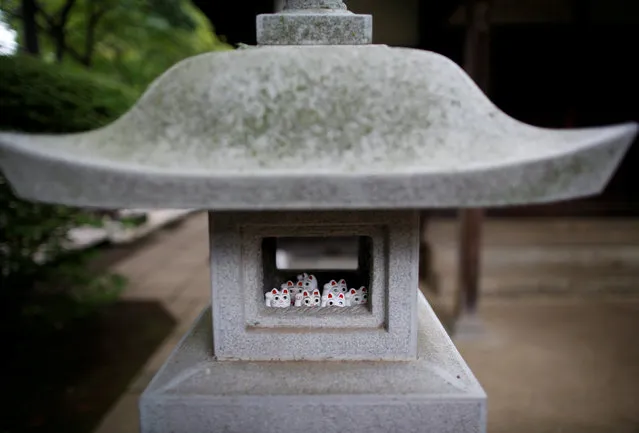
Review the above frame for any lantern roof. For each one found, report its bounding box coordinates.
[0,4,635,210]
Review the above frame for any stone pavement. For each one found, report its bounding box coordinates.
[93,212,210,433]
[93,212,639,433]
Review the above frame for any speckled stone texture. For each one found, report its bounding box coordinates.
[139,291,486,433]
[209,211,420,361]
[0,46,635,210]
[286,0,346,9]
[257,0,371,46]
[257,11,373,45]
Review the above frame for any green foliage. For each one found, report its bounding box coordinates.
[0,0,229,327]
[0,55,134,323]
[0,54,137,132]
[77,0,230,90]
[1,0,231,90]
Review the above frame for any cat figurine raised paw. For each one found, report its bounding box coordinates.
[286,280,304,306]
[292,274,318,305]
[265,288,291,308]
[346,287,368,306]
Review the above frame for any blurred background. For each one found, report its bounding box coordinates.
[0,1,637,433]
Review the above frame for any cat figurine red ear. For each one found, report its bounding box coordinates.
[281,281,295,290]
[346,287,368,306]
[302,274,318,291]
[281,281,302,306]
[322,292,346,308]
[301,290,321,307]
[338,279,348,293]
[265,288,290,308]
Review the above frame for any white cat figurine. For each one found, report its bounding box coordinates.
[298,289,321,307]
[322,280,338,305]
[297,273,318,291]
[337,279,348,294]
[322,292,346,308]
[265,288,291,308]
[346,287,368,306]
[281,281,296,305]
[291,274,318,306]
[322,280,341,296]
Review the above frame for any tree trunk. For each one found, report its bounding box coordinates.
[52,0,78,63]
[21,0,40,56]
[82,0,103,67]
[54,27,66,62]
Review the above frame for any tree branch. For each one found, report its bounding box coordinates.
[56,0,77,26]
[21,0,40,55]
[32,1,55,29]
[82,0,109,67]
[33,19,84,63]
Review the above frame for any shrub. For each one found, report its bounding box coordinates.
[0,54,137,133]
[0,55,136,323]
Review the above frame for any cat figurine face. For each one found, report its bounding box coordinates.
[346,286,368,306]
[301,289,321,307]
[337,279,348,294]
[265,288,290,308]
[322,292,346,308]
[322,280,343,298]
[281,281,297,305]
[297,273,318,291]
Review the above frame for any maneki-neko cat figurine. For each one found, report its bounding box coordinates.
[292,273,318,305]
[298,289,321,307]
[265,288,291,308]
[322,292,346,308]
[346,287,368,306]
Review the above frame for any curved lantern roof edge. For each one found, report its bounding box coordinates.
[0,45,636,210]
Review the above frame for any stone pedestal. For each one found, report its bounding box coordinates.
[257,0,372,45]
[139,291,486,433]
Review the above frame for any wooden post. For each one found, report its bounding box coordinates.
[456,0,491,320]
[457,209,483,316]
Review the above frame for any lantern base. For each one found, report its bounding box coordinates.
[140,291,486,433]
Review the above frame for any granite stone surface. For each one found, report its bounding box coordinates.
[0,46,635,210]
[257,11,373,45]
[209,211,420,361]
[139,291,486,433]
[286,0,347,10]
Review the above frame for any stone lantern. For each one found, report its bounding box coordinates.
[0,1,636,432]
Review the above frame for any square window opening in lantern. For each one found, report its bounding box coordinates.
[261,236,372,312]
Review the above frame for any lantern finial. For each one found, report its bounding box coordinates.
[257,0,372,45]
